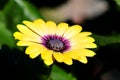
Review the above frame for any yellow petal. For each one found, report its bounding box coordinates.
[78,56,88,64]
[63,54,73,65]
[79,48,96,57]
[53,52,63,62]
[64,50,87,64]
[44,58,53,65]
[56,23,68,36]
[41,50,53,60]
[33,19,45,24]
[33,19,49,36]
[42,50,54,65]
[46,21,57,35]
[17,24,39,37]
[23,20,43,36]
[64,47,96,64]
[70,37,95,45]
[13,31,41,43]
[25,45,46,56]
[13,32,23,40]
[17,41,39,46]
[23,35,41,43]
[63,25,82,39]
[71,42,97,49]
[64,50,79,60]
[78,32,92,37]
[29,52,40,59]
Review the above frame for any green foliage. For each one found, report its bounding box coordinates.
[0,11,15,48]
[3,0,43,32]
[115,0,120,6]
[50,65,76,80]
[93,34,120,47]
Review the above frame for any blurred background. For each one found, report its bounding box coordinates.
[0,0,120,80]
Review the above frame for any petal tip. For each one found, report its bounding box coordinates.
[44,60,53,66]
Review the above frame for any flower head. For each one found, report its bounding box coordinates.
[13,19,97,65]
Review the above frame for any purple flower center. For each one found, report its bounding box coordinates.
[41,35,70,53]
[48,39,64,51]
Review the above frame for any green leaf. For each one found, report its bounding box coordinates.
[93,34,120,47]
[50,65,77,80]
[14,0,44,20]
[115,0,120,6]
[3,0,44,32]
[0,11,15,48]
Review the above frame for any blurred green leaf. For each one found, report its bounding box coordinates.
[3,0,44,32]
[14,0,44,20]
[93,34,120,47]
[0,11,15,48]
[50,65,77,80]
[115,0,120,6]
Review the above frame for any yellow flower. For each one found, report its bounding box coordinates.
[13,19,97,65]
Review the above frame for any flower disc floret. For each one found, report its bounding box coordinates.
[41,35,70,53]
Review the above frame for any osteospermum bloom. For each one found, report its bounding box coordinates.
[13,19,97,65]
